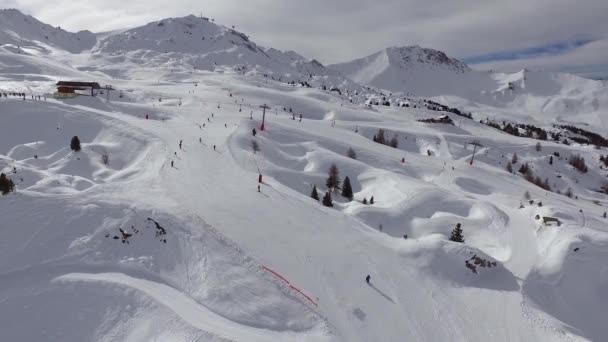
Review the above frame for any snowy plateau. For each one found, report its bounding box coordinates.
[1,8,608,342]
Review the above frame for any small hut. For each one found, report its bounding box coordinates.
[56,81,101,96]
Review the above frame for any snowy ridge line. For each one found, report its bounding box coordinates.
[262,265,318,306]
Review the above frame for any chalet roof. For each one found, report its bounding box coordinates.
[56,81,101,89]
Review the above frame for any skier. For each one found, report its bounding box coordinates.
[179,140,183,149]
[171,161,174,168]
[365,275,371,284]
[213,145,216,151]
[257,184,261,192]
[299,114,302,122]
[225,123,227,128]
[199,137,202,143]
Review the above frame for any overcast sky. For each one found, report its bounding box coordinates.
[6,0,608,78]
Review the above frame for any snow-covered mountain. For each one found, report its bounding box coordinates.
[1,8,608,342]
[330,45,608,130]
[0,8,95,53]
[90,15,347,82]
[329,46,478,96]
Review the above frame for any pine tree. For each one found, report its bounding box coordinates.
[70,136,81,152]
[310,185,319,201]
[341,176,353,200]
[535,142,542,152]
[347,147,357,159]
[524,191,531,200]
[251,140,260,154]
[506,162,513,173]
[370,196,374,204]
[322,191,333,207]
[326,164,341,191]
[512,153,518,164]
[518,162,529,174]
[0,173,15,195]
[449,223,465,243]
[543,178,551,191]
[375,129,386,145]
[389,135,399,148]
[362,197,368,204]
[603,212,607,218]
[549,155,553,165]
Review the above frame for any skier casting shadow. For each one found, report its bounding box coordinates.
[366,275,395,303]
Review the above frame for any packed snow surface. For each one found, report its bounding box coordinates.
[1,9,607,342]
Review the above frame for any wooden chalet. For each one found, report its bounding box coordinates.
[56,81,101,96]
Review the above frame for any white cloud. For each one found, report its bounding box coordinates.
[470,39,608,78]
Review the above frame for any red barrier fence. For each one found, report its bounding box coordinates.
[262,265,318,306]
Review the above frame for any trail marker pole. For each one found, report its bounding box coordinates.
[469,140,483,165]
[260,104,270,131]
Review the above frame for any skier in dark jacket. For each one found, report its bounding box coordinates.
[365,275,371,284]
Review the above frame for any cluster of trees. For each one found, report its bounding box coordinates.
[311,164,368,207]
[417,116,454,125]
[508,152,591,198]
[483,119,608,149]
[423,100,473,119]
[372,129,399,148]
[483,120,551,141]
[522,163,550,190]
[0,173,16,195]
[556,125,608,147]
[568,154,588,173]
[510,159,552,191]
[599,155,608,168]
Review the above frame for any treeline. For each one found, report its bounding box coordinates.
[555,125,608,147]
[371,128,399,148]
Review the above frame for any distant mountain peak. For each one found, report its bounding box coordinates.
[0,8,95,53]
[383,45,470,72]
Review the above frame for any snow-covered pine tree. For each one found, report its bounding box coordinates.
[449,223,464,243]
[322,191,333,207]
[341,176,353,201]
[389,135,398,148]
[311,185,319,201]
[251,140,260,154]
[70,136,81,152]
[326,164,341,191]
[347,147,357,159]
[0,173,15,195]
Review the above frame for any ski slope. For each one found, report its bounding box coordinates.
[1,9,608,342]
